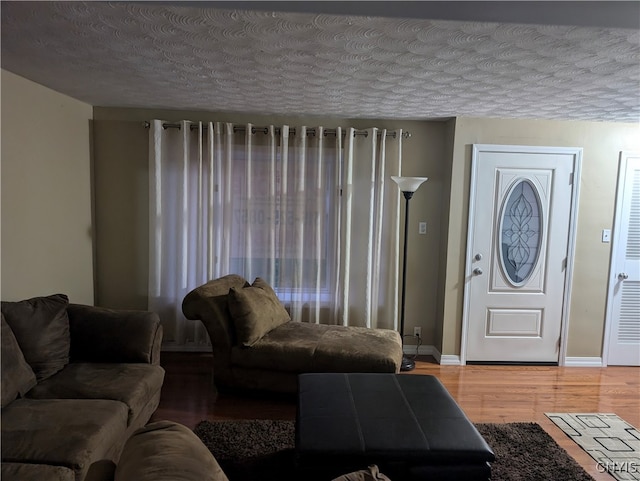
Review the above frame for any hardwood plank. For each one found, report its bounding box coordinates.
[152,353,640,480]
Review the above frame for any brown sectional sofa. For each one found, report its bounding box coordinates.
[182,274,403,393]
[1,294,165,481]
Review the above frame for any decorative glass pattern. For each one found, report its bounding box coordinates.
[499,179,542,286]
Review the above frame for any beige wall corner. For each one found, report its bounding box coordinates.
[1,70,94,304]
[92,119,149,309]
[434,118,457,354]
[441,117,640,359]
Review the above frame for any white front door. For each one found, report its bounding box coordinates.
[462,144,581,363]
[604,152,640,366]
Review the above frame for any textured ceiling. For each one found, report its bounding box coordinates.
[1,1,639,122]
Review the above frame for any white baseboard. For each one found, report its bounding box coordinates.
[403,344,436,357]
[564,356,603,367]
[439,354,463,365]
[403,345,463,365]
[433,346,462,365]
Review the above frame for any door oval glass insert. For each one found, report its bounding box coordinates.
[499,179,542,286]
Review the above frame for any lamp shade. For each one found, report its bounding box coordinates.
[391,176,428,193]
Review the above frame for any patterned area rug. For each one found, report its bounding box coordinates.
[547,413,640,481]
[194,419,595,480]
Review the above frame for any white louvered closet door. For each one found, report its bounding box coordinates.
[606,152,640,366]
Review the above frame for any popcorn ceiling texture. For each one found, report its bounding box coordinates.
[1,2,638,121]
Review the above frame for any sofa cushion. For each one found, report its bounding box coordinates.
[1,462,75,481]
[1,398,128,478]
[26,363,165,425]
[228,277,290,347]
[231,322,402,374]
[115,421,229,481]
[1,294,70,381]
[312,326,402,373]
[1,315,37,407]
[231,321,329,372]
[67,304,162,364]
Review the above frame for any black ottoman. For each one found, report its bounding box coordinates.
[296,373,494,481]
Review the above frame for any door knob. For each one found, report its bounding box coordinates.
[473,267,483,276]
[474,253,483,261]
[618,273,629,280]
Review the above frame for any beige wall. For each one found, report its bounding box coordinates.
[434,118,457,353]
[1,70,94,304]
[441,117,640,359]
[4,80,636,360]
[92,108,446,345]
[92,119,149,309]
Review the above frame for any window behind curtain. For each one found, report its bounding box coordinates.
[226,129,339,302]
[149,120,401,347]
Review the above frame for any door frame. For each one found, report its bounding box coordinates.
[460,144,583,365]
[602,151,638,366]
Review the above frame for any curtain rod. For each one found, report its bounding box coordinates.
[143,121,410,139]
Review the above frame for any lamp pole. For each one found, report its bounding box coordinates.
[391,176,428,372]
[399,190,413,370]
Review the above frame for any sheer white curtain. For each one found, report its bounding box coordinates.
[148,120,403,347]
[337,128,403,329]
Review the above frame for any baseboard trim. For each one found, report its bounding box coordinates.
[431,347,462,365]
[403,344,436,357]
[160,344,603,367]
[439,354,463,365]
[402,345,463,365]
[564,356,603,367]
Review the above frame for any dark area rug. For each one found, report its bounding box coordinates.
[194,419,594,481]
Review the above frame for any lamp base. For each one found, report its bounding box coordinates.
[400,355,415,372]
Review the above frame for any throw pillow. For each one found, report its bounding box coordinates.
[1,294,71,381]
[332,465,392,481]
[1,314,37,407]
[228,277,290,347]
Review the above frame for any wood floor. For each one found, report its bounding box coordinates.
[151,352,640,481]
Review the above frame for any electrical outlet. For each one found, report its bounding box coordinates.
[419,222,427,235]
[413,327,421,338]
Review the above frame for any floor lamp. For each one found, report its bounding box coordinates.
[391,176,428,372]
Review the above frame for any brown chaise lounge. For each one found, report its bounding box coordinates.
[182,274,403,393]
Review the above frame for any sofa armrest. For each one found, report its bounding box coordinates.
[67,304,163,365]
